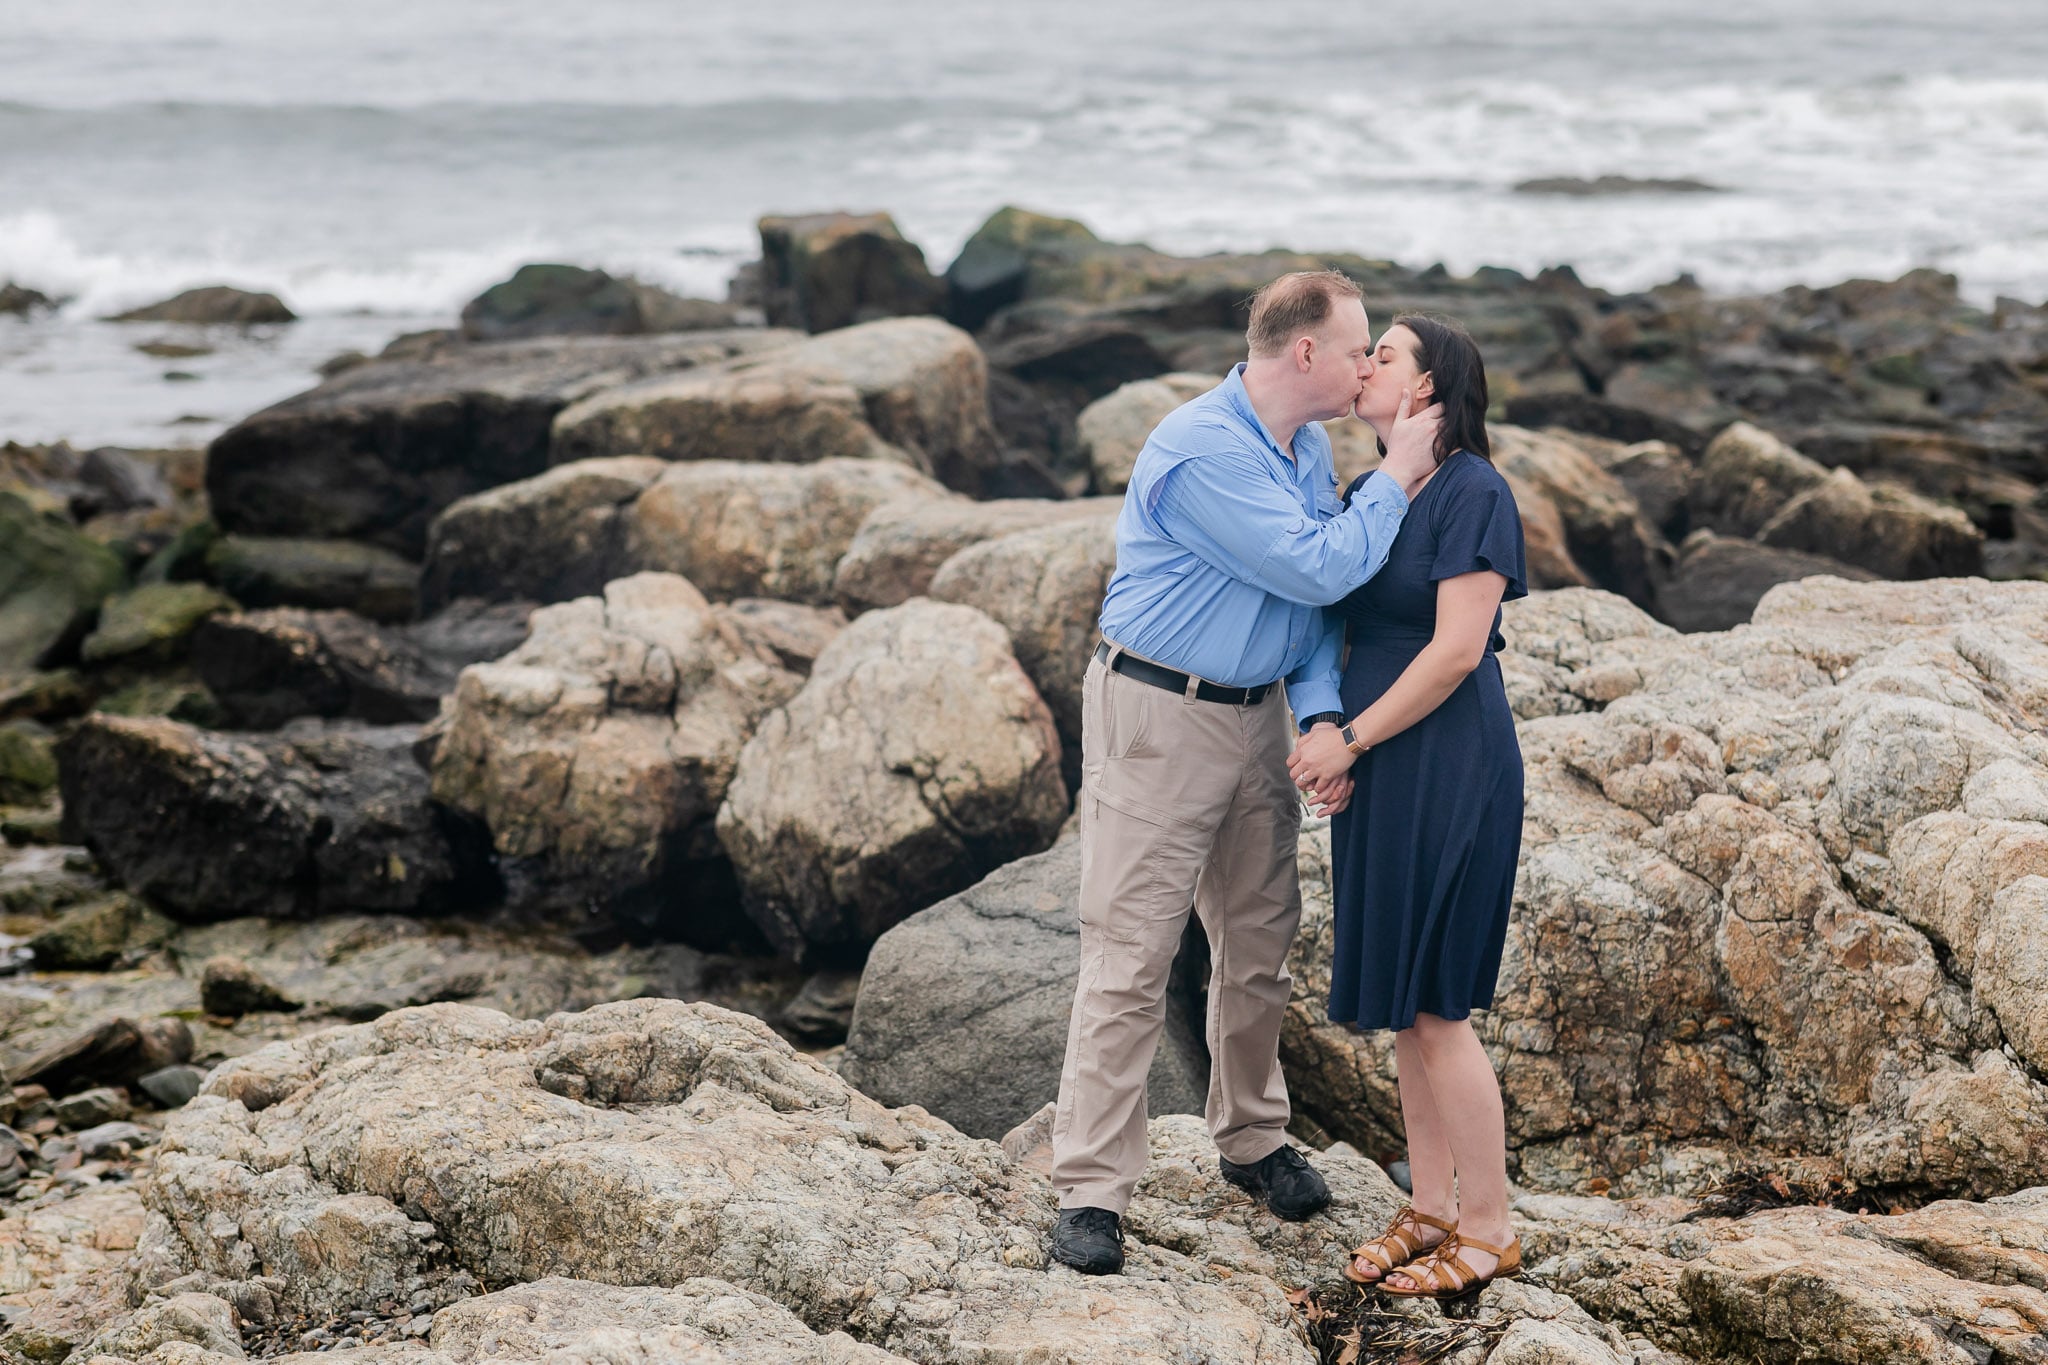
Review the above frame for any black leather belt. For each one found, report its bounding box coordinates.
[1094,641,1275,705]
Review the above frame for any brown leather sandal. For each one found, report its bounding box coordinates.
[1341,1206,1457,1285]
[1379,1231,1522,1300]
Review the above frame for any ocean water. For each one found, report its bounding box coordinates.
[4,0,2046,447]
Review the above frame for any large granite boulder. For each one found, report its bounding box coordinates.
[1659,530,1874,633]
[0,493,125,671]
[1282,577,2048,1202]
[718,599,1067,963]
[832,495,1118,612]
[624,458,946,605]
[1754,466,1985,579]
[551,317,1004,497]
[1691,420,1830,538]
[1492,425,1673,612]
[757,212,944,334]
[1525,1187,2048,1365]
[418,455,667,611]
[926,514,1118,748]
[840,838,1207,1140]
[207,329,794,556]
[190,599,534,728]
[459,263,737,341]
[1077,371,1223,494]
[430,573,822,945]
[55,715,487,922]
[125,997,1639,1364]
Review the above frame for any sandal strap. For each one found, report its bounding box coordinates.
[1398,1232,1522,1294]
[1350,1206,1452,1273]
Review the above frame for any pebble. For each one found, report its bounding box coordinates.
[137,1063,209,1109]
[52,1086,130,1130]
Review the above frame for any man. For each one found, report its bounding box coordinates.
[1049,270,1441,1274]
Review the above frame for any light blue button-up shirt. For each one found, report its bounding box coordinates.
[1097,364,1409,725]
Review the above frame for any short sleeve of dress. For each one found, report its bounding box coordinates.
[1428,458,1529,601]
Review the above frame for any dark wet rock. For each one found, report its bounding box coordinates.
[202,535,418,622]
[943,205,1101,332]
[12,1014,193,1095]
[77,581,235,666]
[0,493,125,672]
[56,714,489,922]
[1514,174,1724,196]
[50,1085,129,1130]
[1503,392,1710,457]
[24,893,175,971]
[136,1062,208,1109]
[841,838,1208,1140]
[0,282,56,316]
[980,309,1174,407]
[206,329,793,557]
[460,263,739,341]
[199,955,302,1016]
[0,670,90,725]
[191,599,533,729]
[108,285,296,324]
[1659,531,1877,633]
[777,968,863,1044]
[76,446,176,513]
[756,211,944,333]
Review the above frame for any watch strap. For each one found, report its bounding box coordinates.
[1341,723,1370,756]
[1299,711,1345,732]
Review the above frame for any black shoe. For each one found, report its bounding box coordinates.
[1219,1144,1331,1221]
[1050,1206,1125,1274]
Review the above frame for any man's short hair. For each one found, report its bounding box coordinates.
[1245,270,1363,358]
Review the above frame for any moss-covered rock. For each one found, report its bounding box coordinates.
[25,893,175,970]
[78,581,235,665]
[203,535,416,623]
[0,720,58,802]
[0,493,125,671]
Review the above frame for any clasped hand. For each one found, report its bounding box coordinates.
[1288,723,1358,817]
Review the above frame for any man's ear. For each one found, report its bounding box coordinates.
[1294,333,1316,373]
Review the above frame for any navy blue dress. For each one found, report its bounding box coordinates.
[1328,451,1528,1031]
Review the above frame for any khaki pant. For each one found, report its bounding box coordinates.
[1051,651,1303,1213]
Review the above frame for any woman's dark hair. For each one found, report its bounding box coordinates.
[1376,312,1490,464]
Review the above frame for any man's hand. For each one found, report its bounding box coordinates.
[1288,722,1359,812]
[1377,388,1445,493]
[1305,770,1353,818]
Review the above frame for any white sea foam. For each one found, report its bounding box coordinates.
[3,0,2045,445]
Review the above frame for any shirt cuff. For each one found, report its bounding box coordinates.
[1357,467,1410,511]
[1286,682,1344,727]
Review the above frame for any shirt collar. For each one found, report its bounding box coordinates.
[1218,363,1297,465]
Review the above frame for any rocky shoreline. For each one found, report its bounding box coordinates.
[0,208,2044,1363]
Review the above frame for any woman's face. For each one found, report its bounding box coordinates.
[1353,324,1433,425]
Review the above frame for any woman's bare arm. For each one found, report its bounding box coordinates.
[1286,569,1510,796]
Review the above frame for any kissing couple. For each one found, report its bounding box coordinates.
[1047,270,1529,1300]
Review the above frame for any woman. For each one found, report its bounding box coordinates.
[1286,314,1528,1300]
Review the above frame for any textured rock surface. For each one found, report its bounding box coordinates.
[831,496,1117,613]
[202,536,419,623]
[78,583,236,667]
[0,492,125,672]
[429,572,812,945]
[130,998,1641,1365]
[206,330,793,556]
[551,318,1002,496]
[623,459,945,606]
[718,599,1067,962]
[1493,426,1674,611]
[1525,1187,2048,1365]
[57,715,484,922]
[1077,371,1225,494]
[418,455,667,612]
[927,515,1119,748]
[1282,577,2048,1201]
[459,263,737,342]
[840,838,1208,1140]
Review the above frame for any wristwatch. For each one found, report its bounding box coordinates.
[1340,723,1370,756]
[1299,711,1345,733]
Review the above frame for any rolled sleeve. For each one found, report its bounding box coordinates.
[1157,456,1409,607]
[1283,608,1345,724]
